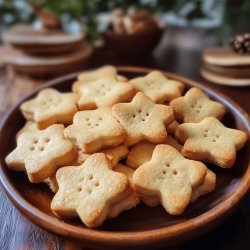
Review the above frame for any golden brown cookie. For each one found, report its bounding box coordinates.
[16,121,38,139]
[64,108,126,153]
[129,71,184,103]
[112,92,174,145]
[20,88,78,129]
[126,135,182,169]
[69,145,129,167]
[5,124,77,183]
[51,153,131,227]
[108,164,140,219]
[175,117,248,168]
[167,120,179,135]
[73,65,128,92]
[190,168,216,203]
[170,87,226,123]
[142,168,216,207]
[133,144,207,215]
[75,75,135,110]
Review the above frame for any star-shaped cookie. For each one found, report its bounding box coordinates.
[76,75,135,110]
[129,71,184,103]
[133,144,207,215]
[20,88,78,129]
[170,87,226,123]
[73,65,117,92]
[175,117,248,168]
[5,124,77,183]
[64,108,126,153]
[51,153,131,227]
[112,92,174,145]
[78,65,116,80]
[142,167,216,207]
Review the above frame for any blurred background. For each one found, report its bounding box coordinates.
[0,0,250,78]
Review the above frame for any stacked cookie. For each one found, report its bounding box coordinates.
[201,47,250,86]
[5,66,248,228]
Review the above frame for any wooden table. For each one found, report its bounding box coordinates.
[0,30,249,250]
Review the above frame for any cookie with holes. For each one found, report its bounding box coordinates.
[44,145,129,193]
[142,168,216,207]
[129,71,184,103]
[126,135,182,169]
[64,108,126,153]
[175,117,248,168]
[112,92,174,146]
[20,88,78,129]
[170,87,226,123]
[75,74,135,110]
[51,153,131,228]
[133,144,207,215]
[73,65,120,92]
[5,124,77,183]
[108,164,140,219]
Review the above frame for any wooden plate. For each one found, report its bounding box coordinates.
[0,43,93,76]
[201,68,250,87]
[0,67,249,250]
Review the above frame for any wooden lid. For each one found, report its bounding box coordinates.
[203,47,250,66]
[2,25,84,46]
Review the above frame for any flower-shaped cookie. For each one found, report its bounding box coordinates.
[20,88,78,129]
[133,144,207,214]
[64,108,126,153]
[5,124,77,183]
[75,75,135,110]
[51,153,130,227]
[129,71,184,103]
[175,117,248,168]
[112,92,174,145]
[170,87,226,123]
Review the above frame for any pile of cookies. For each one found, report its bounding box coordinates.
[5,66,248,228]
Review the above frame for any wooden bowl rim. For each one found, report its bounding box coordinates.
[0,66,249,246]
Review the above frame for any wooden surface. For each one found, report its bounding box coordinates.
[0,28,250,250]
